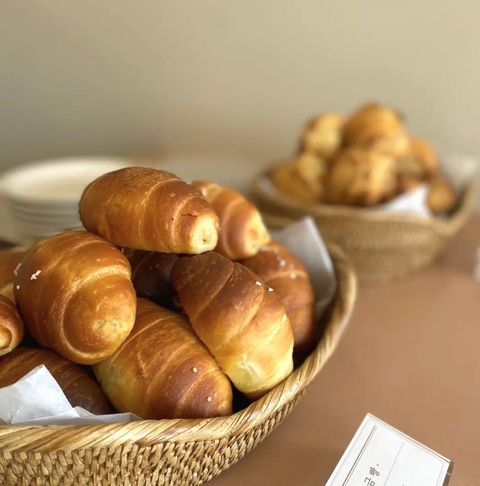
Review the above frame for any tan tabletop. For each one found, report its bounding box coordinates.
[211,215,480,486]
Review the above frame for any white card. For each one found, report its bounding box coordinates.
[326,414,453,486]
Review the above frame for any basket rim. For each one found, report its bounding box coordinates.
[0,244,356,453]
[253,172,476,238]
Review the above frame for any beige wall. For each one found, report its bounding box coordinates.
[1,1,480,171]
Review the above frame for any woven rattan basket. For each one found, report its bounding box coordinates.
[254,174,476,284]
[0,244,356,486]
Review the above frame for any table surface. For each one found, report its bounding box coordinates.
[210,215,480,486]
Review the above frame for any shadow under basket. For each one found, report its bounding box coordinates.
[0,244,356,486]
[254,175,476,285]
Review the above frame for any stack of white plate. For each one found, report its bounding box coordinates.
[0,157,131,244]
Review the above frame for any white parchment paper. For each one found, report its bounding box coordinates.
[0,218,335,426]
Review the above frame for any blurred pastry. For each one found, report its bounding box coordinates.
[270,152,327,203]
[343,102,410,158]
[326,147,397,206]
[427,177,457,214]
[299,114,344,159]
[409,137,439,178]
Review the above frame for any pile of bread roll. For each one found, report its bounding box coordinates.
[0,167,318,420]
[270,102,457,214]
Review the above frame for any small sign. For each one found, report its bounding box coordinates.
[326,414,453,486]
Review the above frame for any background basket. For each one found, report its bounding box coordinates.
[254,175,476,284]
[0,244,356,486]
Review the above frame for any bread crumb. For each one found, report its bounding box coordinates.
[290,273,297,280]
[206,396,212,402]
[278,259,286,268]
[30,270,41,280]
[192,367,198,373]
[15,285,20,290]
[255,281,262,286]
[267,287,274,292]
[14,263,21,276]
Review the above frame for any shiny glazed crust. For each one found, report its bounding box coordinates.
[171,251,294,399]
[192,181,271,260]
[13,230,136,365]
[80,167,219,253]
[94,298,233,419]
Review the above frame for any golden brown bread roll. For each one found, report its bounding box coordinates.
[326,148,397,206]
[192,181,270,260]
[427,177,457,214]
[124,249,179,308]
[0,347,112,414]
[343,103,410,158]
[270,153,327,203]
[94,298,233,419]
[171,252,294,399]
[14,230,136,365]
[242,242,316,354]
[0,295,24,357]
[80,167,219,254]
[299,113,344,159]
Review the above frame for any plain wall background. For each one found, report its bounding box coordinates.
[2,1,480,171]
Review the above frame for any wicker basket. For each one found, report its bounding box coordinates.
[0,244,356,486]
[254,174,476,284]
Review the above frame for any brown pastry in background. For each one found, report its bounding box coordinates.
[192,181,271,260]
[0,347,113,414]
[427,177,457,214]
[0,295,24,357]
[94,298,233,419]
[326,147,397,206]
[242,242,317,355]
[270,152,327,203]
[409,137,439,178]
[299,114,344,159]
[343,103,410,158]
[125,249,178,309]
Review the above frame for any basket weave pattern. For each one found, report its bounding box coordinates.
[0,245,356,486]
[254,175,476,284]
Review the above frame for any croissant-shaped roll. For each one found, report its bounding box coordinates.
[0,295,24,356]
[171,252,294,398]
[14,230,136,365]
[94,298,233,419]
[80,167,219,253]
[0,347,113,414]
[191,181,270,260]
[299,114,344,159]
[124,249,178,309]
[343,103,410,158]
[242,242,316,354]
